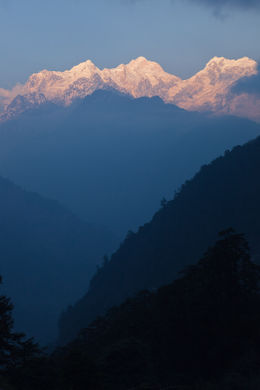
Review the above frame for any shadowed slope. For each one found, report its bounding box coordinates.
[59,133,260,343]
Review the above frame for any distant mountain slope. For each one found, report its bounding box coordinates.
[0,176,115,344]
[59,133,260,343]
[0,90,259,237]
[0,56,259,122]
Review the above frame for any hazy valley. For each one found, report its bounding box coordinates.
[0,46,260,390]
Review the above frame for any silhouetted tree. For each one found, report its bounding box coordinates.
[102,255,109,267]
[0,276,40,383]
[160,197,167,208]
[156,229,260,379]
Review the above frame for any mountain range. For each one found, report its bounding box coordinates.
[1,56,260,346]
[0,56,259,122]
[0,90,259,237]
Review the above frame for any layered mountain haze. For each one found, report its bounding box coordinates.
[0,90,259,237]
[0,56,259,122]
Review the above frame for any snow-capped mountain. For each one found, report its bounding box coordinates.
[0,56,259,122]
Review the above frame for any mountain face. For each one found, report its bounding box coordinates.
[0,93,47,122]
[0,176,116,344]
[0,56,259,122]
[59,133,260,343]
[0,90,259,238]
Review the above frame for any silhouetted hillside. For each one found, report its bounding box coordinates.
[0,176,116,343]
[7,231,260,390]
[0,90,259,237]
[59,133,260,343]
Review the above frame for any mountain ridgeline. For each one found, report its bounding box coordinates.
[59,132,260,343]
[0,90,259,237]
[0,176,116,344]
[0,56,259,121]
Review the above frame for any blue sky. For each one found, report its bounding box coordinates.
[0,0,259,88]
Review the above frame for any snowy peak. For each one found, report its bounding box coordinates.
[0,56,259,122]
[69,59,99,75]
[129,56,149,64]
[202,56,257,83]
[126,56,164,72]
[100,57,179,98]
[168,56,258,117]
[193,56,257,83]
[205,56,255,69]
[125,56,178,80]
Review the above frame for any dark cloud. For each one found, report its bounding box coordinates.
[189,0,260,11]
[232,63,260,97]
[127,0,260,12]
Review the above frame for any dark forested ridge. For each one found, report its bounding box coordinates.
[0,89,259,237]
[4,231,260,389]
[59,133,260,343]
[0,176,116,343]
